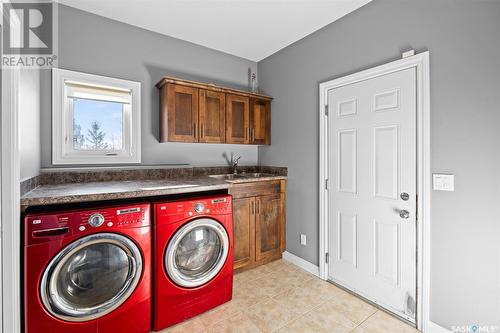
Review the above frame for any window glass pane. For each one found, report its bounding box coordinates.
[72,98,124,151]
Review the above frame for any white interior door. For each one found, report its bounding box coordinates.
[327,68,417,322]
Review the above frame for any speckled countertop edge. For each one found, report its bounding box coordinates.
[20,168,287,207]
[20,177,232,206]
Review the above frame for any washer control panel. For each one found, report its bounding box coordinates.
[88,213,105,227]
[25,203,150,245]
[194,202,205,213]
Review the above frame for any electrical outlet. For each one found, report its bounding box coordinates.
[300,234,307,246]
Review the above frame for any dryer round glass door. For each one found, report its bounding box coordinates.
[40,233,143,322]
[165,218,229,288]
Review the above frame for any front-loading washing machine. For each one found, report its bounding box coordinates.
[153,195,233,331]
[24,203,151,333]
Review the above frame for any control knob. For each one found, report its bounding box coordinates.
[88,213,105,227]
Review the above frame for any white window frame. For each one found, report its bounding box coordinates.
[52,68,141,165]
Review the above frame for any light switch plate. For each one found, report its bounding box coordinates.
[433,173,455,191]
[300,234,307,246]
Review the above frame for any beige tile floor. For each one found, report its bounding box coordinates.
[161,259,420,333]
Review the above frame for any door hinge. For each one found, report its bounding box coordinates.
[325,252,329,264]
[325,179,329,190]
[324,105,329,116]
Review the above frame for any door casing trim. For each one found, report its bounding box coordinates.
[318,51,431,332]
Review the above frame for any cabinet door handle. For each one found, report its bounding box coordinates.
[193,123,197,139]
[251,201,254,214]
[256,200,259,214]
[251,128,255,143]
[201,123,204,138]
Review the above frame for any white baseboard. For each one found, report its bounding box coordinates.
[426,321,450,333]
[282,251,319,277]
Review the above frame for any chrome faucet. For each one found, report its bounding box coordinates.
[231,155,242,174]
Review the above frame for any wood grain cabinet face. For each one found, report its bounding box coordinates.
[199,90,225,143]
[250,98,271,145]
[163,84,198,142]
[230,180,286,272]
[157,77,272,145]
[226,94,249,144]
[255,194,282,261]
[233,197,256,270]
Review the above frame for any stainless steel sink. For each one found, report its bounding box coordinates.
[208,174,247,180]
[240,173,274,178]
[208,173,275,180]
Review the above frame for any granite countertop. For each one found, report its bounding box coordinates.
[20,171,287,207]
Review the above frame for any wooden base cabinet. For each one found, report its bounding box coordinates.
[233,197,255,269]
[230,180,286,272]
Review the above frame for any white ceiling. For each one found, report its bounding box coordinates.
[57,0,372,62]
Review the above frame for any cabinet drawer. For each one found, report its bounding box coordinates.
[229,180,281,199]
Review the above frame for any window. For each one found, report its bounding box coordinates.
[52,68,141,164]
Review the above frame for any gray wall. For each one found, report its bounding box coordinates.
[41,5,259,168]
[20,70,41,180]
[258,0,500,329]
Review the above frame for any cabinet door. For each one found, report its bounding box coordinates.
[250,98,271,145]
[226,94,249,144]
[199,90,225,143]
[166,84,198,142]
[233,197,255,270]
[255,193,282,262]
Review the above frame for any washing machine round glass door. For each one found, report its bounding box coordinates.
[40,233,143,322]
[165,218,229,288]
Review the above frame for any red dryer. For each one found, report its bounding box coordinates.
[153,195,233,331]
[24,203,151,333]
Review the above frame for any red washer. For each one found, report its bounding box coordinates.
[153,195,233,331]
[24,203,152,333]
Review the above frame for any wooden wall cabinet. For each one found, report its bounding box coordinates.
[157,77,272,145]
[249,98,271,145]
[226,94,249,144]
[163,84,198,142]
[199,90,225,143]
[230,180,286,272]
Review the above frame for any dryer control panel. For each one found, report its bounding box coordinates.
[155,195,232,223]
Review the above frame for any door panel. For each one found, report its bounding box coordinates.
[338,129,358,194]
[373,125,399,199]
[233,197,255,270]
[226,94,249,144]
[199,89,225,143]
[328,68,417,322]
[337,211,358,267]
[167,84,198,142]
[250,98,270,144]
[255,194,281,261]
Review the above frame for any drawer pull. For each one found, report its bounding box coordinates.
[33,227,69,237]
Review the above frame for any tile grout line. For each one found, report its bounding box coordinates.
[351,310,379,332]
